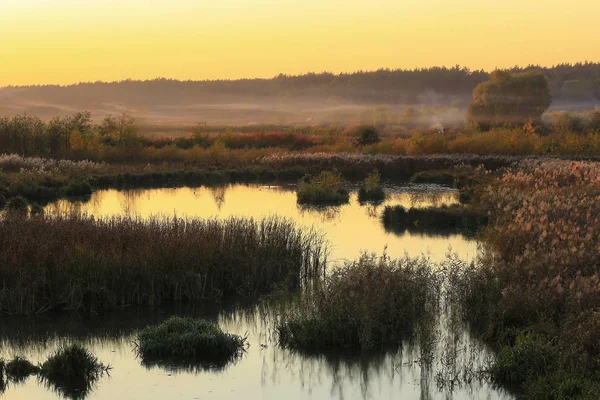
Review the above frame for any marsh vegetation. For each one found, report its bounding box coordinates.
[0,215,326,314]
[2,68,600,398]
[277,254,440,351]
[136,317,247,364]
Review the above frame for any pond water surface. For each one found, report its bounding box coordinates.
[0,184,511,400]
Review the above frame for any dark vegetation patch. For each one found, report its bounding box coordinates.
[382,204,488,236]
[40,344,109,400]
[136,317,246,365]
[5,357,40,383]
[277,254,440,351]
[357,169,386,203]
[0,360,5,393]
[448,161,600,399]
[296,170,349,205]
[0,215,326,315]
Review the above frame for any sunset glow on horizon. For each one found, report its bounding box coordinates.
[1,0,599,86]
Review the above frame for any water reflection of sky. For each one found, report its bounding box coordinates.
[44,184,479,263]
[0,305,513,400]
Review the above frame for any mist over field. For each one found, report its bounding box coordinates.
[1,64,598,129]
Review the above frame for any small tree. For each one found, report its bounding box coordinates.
[354,125,380,146]
[467,70,552,129]
[99,111,137,142]
[588,110,600,133]
[553,112,585,134]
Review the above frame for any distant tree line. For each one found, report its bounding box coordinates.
[2,63,599,107]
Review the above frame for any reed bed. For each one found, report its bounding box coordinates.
[0,215,327,315]
[277,254,441,351]
[448,160,600,398]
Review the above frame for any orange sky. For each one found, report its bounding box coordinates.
[1,0,599,86]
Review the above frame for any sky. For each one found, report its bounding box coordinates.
[1,0,599,86]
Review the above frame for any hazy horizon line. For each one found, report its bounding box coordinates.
[2,60,599,90]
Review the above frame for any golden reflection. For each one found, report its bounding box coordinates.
[45,184,475,262]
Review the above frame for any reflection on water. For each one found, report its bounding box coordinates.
[0,305,513,400]
[44,183,478,262]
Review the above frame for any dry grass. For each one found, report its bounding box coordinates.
[277,253,441,351]
[0,214,327,315]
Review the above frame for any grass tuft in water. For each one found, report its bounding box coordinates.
[40,343,109,400]
[297,170,349,205]
[5,357,40,383]
[358,169,386,203]
[277,253,440,351]
[136,316,247,363]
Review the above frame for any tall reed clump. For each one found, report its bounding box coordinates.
[0,215,327,315]
[450,160,600,399]
[277,254,440,351]
[382,204,488,236]
[40,344,109,400]
[296,169,349,205]
[358,169,386,203]
[136,317,246,364]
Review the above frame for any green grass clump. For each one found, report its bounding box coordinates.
[489,332,600,399]
[40,344,108,399]
[297,170,349,205]
[382,204,487,236]
[277,254,440,351]
[358,170,386,203]
[5,357,39,383]
[136,317,246,363]
[490,333,559,386]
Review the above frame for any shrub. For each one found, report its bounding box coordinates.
[358,170,386,203]
[277,254,440,351]
[63,180,92,197]
[353,125,380,146]
[526,373,600,400]
[136,317,246,363]
[40,344,108,399]
[30,202,44,215]
[6,196,28,214]
[5,357,39,383]
[588,110,600,133]
[297,170,349,205]
[553,112,585,134]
